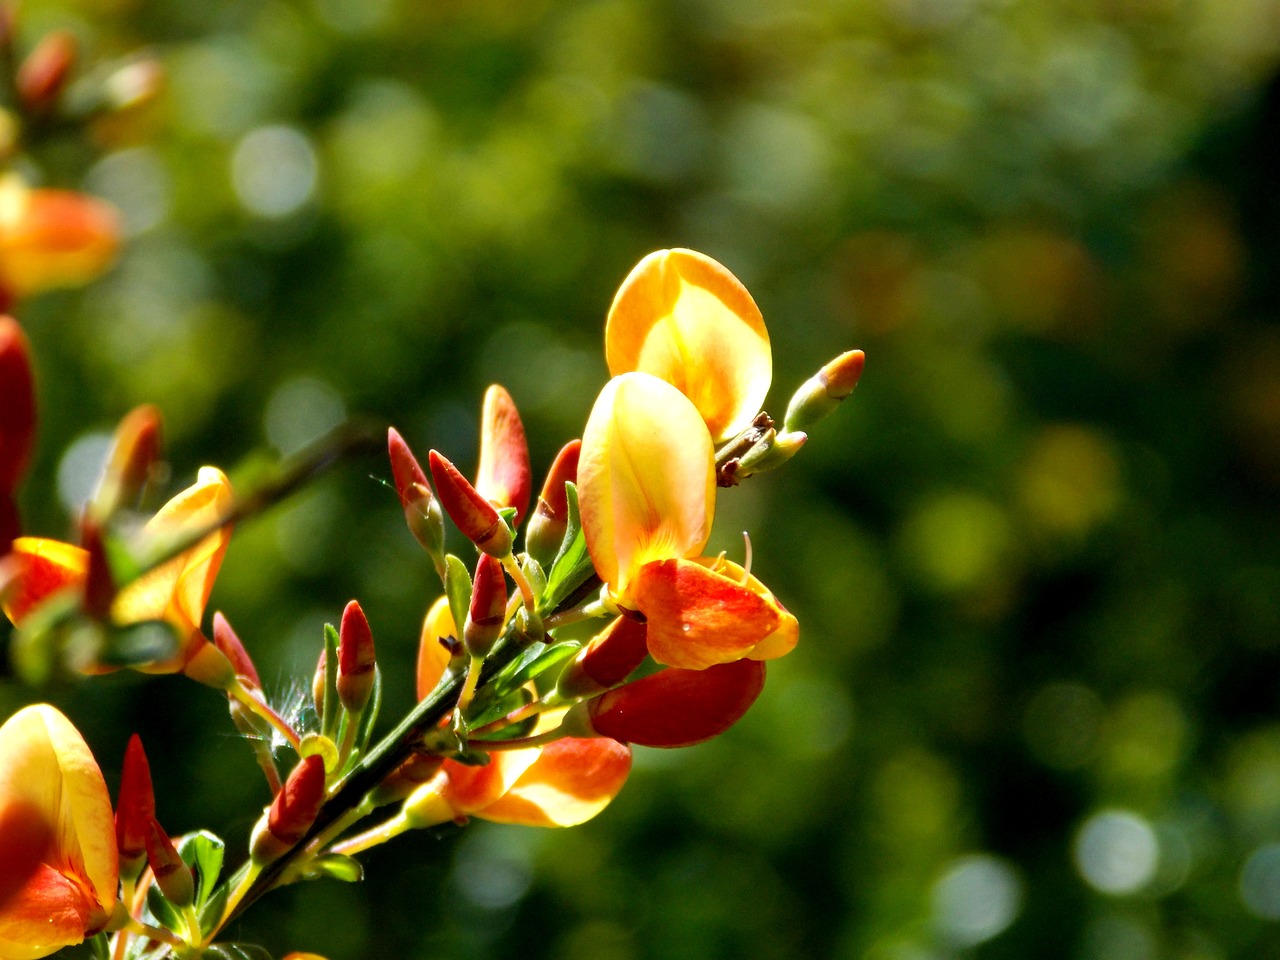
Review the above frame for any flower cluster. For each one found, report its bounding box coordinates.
[0,248,862,959]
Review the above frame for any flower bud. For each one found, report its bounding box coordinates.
[114,734,155,874]
[732,428,807,480]
[213,611,261,688]
[475,385,531,524]
[582,658,766,748]
[145,817,194,908]
[0,178,121,299]
[556,615,648,699]
[337,599,376,714]
[524,439,580,565]
[88,404,164,522]
[252,754,326,862]
[17,30,77,115]
[0,316,35,497]
[102,57,164,113]
[428,450,513,557]
[388,428,445,566]
[464,554,506,660]
[783,349,865,434]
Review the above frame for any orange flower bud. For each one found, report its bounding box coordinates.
[337,600,376,714]
[16,31,77,115]
[212,611,261,688]
[387,428,444,563]
[555,615,648,699]
[0,316,35,497]
[783,349,865,434]
[428,450,513,558]
[145,816,194,908]
[114,733,155,870]
[0,704,118,956]
[586,658,766,748]
[88,404,164,522]
[524,439,580,564]
[254,754,326,862]
[475,385,531,524]
[0,178,120,300]
[464,554,506,660]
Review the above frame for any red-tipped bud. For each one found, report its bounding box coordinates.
[428,450,513,558]
[388,428,445,563]
[783,349,865,434]
[464,554,507,659]
[253,754,326,862]
[16,31,77,115]
[79,520,115,619]
[145,817,194,907]
[556,615,648,699]
[475,385,531,525]
[114,734,155,871]
[524,439,580,564]
[585,659,766,748]
[0,316,35,497]
[89,404,164,522]
[312,647,328,719]
[337,600,376,713]
[212,611,260,688]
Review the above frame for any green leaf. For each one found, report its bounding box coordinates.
[145,882,181,935]
[444,554,472,639]
[322,622,340,738]
[200,881,230,939]
[304,852,365,883]
[355,666,382,755]
[88,932,111,960]
[204,943,275,960]
[490,639,581,698]
[177,830,225,907]
[467,684,534,730]
[540,483,597,613]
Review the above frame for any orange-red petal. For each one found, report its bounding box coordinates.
[475,385,531,525]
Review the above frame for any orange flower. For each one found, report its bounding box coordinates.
[3,467,233,675]
[404,731,631,829]
[0,704,118,960]
[606,248,771,443]
[0,177,120,304]
[578,372,794,670]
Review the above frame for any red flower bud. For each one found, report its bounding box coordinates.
[89,403,164,521]
[254,754,326,862]
[556,615,648,699]
[0,316,35,497]
[17,30,77,115]
[337,599,376,713]
[475,385,531,524]
[428,450,512,558]
[464,554,507,659]
[388,428,445,561]
[586,658,766,748]
[212,611,261,688]
[145,817,194,907]
[114,734,155,869]
[524,439,580,563]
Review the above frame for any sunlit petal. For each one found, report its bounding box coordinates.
[416,596,455,701]
[606,248,771,442]
[695,557,798,662]
[474,737,632,827]
[579,373,714,594]
[0,179,120,301]
[2,538,87,625]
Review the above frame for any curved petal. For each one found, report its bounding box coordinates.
[475,385,531,525]
[2,538,87,626]
[0,182,120,300]
[606,248,771,442]
[632,558,781,670]
[472,737,632,827]
[578,373,715,594]
[0,705,117,959]
[416,596,455,701]
[694,557,798,662]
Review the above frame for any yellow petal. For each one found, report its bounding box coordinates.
[606,248,771,442]
[416,596,455,701]
[0,178,120,300]
[578,372,715,594]
[2,538,88,626]
[471,737,632,827]
[0,705,117,959]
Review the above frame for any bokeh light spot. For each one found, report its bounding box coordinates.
[56,432,112,515]
[931,854,1023,946]
[1074,810,1159,895]
[232,126,319,218]
[1240,843,1280,920]
[263,376,345,456]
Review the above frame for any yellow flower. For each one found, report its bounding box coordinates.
[0,704,117,960]
[606,248,771,443]
[578,372,794,670]
[3,467,233,675]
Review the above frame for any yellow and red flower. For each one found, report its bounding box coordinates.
[0,704,118,960]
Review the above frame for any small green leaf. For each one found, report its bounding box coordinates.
[145,882,181,935]
[467,684,533,730]
[444,554,472,638]
[200,882,230,939]
[322,623,340,738]
[177,830,225,907]
[355,667,382,755]
[304,853,365,883]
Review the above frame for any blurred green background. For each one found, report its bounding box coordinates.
[4,0,1280,957]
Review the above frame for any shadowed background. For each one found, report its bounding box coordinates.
[4,0,1280,958]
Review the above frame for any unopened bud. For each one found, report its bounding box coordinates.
[16,31,77,115]
[475,385,531,524]
[337,600,376,713]
[524,439,580,564]
[213,611,261,688]
[102,57,164,113]
[89,404,164,522]
[556,615,648,699]
[114,734,155,874]
[253,754,326,862]
[464,554,506,660]
[0,316,36,496]
[732,429,807,480]
[145,818,194,908]
[388,428,445,566]
[582,659,766,748]
[428,450,513,557]
[783,349,865,434]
